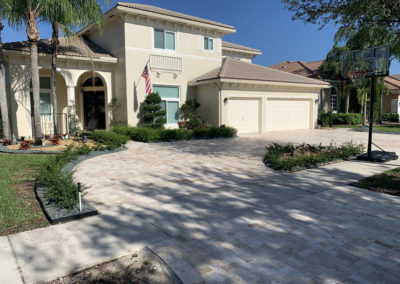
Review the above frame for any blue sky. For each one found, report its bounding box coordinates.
[3,0,400,74]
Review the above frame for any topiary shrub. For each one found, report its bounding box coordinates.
[142,92,166,128]
[181,98,203,129]
[383,113,400,122]
[93,130,129,149]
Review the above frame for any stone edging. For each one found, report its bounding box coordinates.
[0,144,61,154]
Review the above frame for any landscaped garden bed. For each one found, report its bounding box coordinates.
[353,167,400,196]
[35,131,129,224]
[264,142,365,172]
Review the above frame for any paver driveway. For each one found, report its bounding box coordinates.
[6,129,400,283]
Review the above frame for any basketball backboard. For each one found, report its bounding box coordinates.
[341,45,390,78]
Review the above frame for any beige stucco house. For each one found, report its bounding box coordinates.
[3,2,329,138]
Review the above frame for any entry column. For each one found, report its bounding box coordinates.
[66,85,77,135]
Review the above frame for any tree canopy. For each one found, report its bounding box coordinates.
[282,0,400,29]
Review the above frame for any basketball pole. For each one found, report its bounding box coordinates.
[367,77,376,160]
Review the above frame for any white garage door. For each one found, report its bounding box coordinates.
[265,99,311,131]
[227,98,260,133]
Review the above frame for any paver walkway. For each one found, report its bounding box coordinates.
[2,129,400,283]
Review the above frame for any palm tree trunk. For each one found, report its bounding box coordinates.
[378,87,383,124]
[0,20,11,140]
[25,12,43,142]
[51,21,59,136]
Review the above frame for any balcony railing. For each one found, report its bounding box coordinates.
[149,54,183,72]
[40,113,68,136]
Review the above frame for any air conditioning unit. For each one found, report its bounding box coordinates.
[391,99,400,114]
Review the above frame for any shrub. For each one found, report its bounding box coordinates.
[332,113,363,125]
[142,92,166,128]
[319,111,334,127]
[114,125,237,142]
[159,128,190,141]
[37,144,93,209]
[264,142,365,171]
[93,130,129,149]
[181,98,203,129]
[383,113,400,122]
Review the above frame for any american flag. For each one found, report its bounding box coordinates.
[142,64,152,95]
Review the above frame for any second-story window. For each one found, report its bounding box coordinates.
[204,37,214,51]
[154,29,176,50]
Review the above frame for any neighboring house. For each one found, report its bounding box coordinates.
[270,60,341,113]
[3,2,329,137]
[384,75,400,114]
[271,59,400,115]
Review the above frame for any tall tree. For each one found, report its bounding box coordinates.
[0,1,11,140]
[7,0,47,142]
[44,0,105,136]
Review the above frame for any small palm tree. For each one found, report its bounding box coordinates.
[44,0,106,135]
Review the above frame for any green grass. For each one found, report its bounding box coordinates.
[354,167,400,196]
[374,125,400,133]
[333,124,360,129]
[0,153,50,235]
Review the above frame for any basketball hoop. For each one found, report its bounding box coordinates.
[347,71,367,86]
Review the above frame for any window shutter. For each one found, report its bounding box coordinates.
[197,35,203,50]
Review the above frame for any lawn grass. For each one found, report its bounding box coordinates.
[354,167,400,196]
[0,153,50,235]
[374,125,400,133]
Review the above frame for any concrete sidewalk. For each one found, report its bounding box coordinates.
[3,129,400,283]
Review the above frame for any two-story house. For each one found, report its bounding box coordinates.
[3,2,329,138]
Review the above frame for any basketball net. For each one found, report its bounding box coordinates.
[347,71,367,86]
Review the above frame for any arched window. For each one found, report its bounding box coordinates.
[330,87,338,112]
[82,77,104,87]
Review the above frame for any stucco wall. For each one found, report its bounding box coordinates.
[196,84,220,125]
[222,51,254,63]
[383,93,400,113]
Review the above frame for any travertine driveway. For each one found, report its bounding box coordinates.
[6,129,400,283]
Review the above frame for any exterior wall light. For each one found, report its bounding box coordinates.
[224,97,229,103]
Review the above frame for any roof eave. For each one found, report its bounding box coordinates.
[116,6,236,34]
[4,49,118,64]
[222,47,262,55]
[192,77,330,88]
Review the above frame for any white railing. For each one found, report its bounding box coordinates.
[149,54,183,72]
[40,113,68,136]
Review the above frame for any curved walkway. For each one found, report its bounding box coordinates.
[3,129,400,283]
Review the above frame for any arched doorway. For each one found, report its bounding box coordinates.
[81,76,106,130]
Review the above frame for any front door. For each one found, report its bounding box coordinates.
[83,91,106,130]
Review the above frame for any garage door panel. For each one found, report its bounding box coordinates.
[227,98,260,133]
[266,99,311,131]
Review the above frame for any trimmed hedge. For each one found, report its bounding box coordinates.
[382,113,400,122]
[112,125,237,142]
[319,112,362,126]
[93,130,129,149]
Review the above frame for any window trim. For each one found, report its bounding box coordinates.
[204,36,214,52]
[153,28,177,52]
[30,77,52,116]
[152,84,180,125]
[330,86,338,112]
